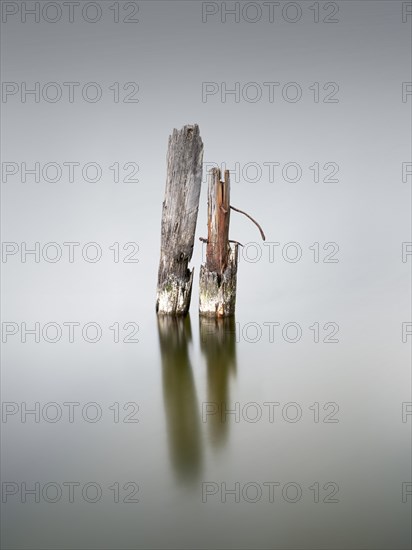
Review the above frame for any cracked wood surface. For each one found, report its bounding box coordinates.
[199,168,238,317]
[156,124,203,315]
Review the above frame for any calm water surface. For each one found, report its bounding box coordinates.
[2,287,410,549]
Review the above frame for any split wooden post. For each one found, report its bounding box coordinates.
[156,124,204,315]
[199,168,239,317]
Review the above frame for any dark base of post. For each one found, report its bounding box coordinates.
[156,270,194,316]
[199,244,238,317]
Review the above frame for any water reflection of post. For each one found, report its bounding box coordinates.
[157,315,202,483]
[199,316,237,449]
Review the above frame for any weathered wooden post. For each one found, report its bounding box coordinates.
[199,168,238,317]
[199,167,266,317]
[156,124,204,315]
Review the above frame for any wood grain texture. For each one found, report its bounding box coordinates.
[156,124,204,315]
[199,168,238,317]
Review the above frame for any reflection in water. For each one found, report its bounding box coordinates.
[157,315,202,483]
[199,317,237,449]
[158,315,238,482]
